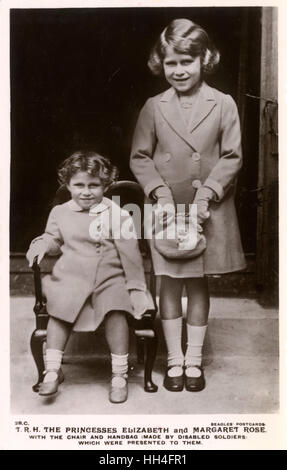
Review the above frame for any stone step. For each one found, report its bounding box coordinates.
[10,253,261,299]
[11,354,279,415]
[11,297,278,360]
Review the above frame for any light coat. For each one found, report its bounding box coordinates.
[29,198,151,331]
[130,82,246,277]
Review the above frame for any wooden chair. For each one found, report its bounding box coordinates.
[30,181,158,393]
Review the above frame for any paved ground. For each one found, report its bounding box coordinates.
[10,296,279,415]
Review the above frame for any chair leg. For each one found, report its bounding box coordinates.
[30,328,47,392]
[144,333,158,393]
[136,336,145,364]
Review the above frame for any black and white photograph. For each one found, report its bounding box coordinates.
[1,0,285,451]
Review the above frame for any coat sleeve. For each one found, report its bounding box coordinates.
[29,206,63,256]
[130,98,167,198]
[203,94,243,201]
[113,209,147,291]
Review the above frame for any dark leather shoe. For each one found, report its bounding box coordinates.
[39,369,64,396]
[163,367,184,392]
[185,366,205,392]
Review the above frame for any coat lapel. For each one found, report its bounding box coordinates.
[159,87,198,150]
[188,82,217,133]
[158,82,217,151]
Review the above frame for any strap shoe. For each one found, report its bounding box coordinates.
[109,373,128,404]
[39,368,64,396]
[185,366,205,392]
[163,366,184,392]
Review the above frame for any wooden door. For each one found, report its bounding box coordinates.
[256,7,278,305]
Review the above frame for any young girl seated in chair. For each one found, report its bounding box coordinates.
[26,151,152,403]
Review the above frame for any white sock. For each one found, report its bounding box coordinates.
[161,317,184,377]
[44,349,63,382]
[111,353,128,387]
[185,325,207,377]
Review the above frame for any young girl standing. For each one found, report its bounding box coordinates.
[130,19,246,392]
[26,151,152,403]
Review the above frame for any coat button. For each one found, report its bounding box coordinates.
[191,152,201,162]
[192,179,202,189]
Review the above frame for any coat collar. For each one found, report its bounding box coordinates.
[159,82,217,150]
[67,198,110,214]
[89,197,111,215]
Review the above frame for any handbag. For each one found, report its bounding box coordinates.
[153,207,206,259]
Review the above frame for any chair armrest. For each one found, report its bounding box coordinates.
[32,256,46,314]
[130,308,157,331]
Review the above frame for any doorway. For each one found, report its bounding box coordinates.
[10,7,262,260]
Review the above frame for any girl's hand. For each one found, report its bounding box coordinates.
[129,290,149,319]
[196,201,210,224]
[193,186,216,225]
[152,185,174,208]
[26,239,47,267]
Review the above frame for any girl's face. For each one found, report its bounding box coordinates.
[163,47,202,95]
[67,171,105,210]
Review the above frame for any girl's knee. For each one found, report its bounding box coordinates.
[161,276,184,294]
[106,310,125,318]
[105,310,129,328]
[47,315,72,332]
